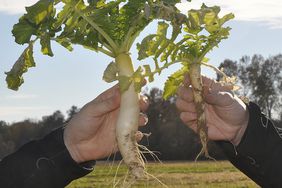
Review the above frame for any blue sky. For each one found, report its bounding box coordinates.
[1,0,282,123]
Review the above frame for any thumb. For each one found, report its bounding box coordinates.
[89,92,120,116]
[100,92,120,114]
[203,86,218,105]
[203,86,234,107]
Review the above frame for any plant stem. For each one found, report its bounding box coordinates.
[97,47,115,57]
[201,62,228,78]
[76,10,118,52]
[122,13,146,51]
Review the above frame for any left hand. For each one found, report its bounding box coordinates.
[63,85,149,163]
[176,75,249,146]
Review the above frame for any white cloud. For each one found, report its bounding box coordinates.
[5,94,38,99]
[1,0,282,28]
[0,106,52,123]
[0,106,49,116]
[177,0,282,28]
[0,0,37,14]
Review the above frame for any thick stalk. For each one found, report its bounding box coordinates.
[189,63,210,159]
[115,53,145,180]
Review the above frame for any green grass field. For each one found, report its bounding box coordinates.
[67,161,258,188]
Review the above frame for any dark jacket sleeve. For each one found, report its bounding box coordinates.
[0,127,95,188]
[217,102,282,188]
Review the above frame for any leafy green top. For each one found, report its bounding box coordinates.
[6,0,189,90]
[137,4,234,99]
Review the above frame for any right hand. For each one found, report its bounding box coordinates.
[176,75,249,146]
[64,85,149,163]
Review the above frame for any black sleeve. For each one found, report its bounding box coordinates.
[0,127,95,188]
[217,102,282,188]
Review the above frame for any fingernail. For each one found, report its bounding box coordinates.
[143,95,149,103]
[135,132,143,141]
[141,113,148,125]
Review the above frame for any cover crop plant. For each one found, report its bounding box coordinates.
[5,0,188,185]
[5,0,235,185]
[138,4,235,159]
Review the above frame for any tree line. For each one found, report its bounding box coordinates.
[0,54,281,160]
[217,54,282,119]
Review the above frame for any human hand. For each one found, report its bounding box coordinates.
[63,85,149,163]
[176,75,249,146]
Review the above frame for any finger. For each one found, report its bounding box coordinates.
[180,111,197,123]
[202,76,215,88]
[94,84,120,102]
[184,74,214,88]
[140,95,149,112]
[177,86,194,102]
[184,120,197,133]
[203,88,220,105]
[187,74,233,92]
[139,113,148,126]
[135,131,144,142]
[89,92,120,116]
[202,76,234,92]
[204,89,234,107]
[176,98,196,113]
[202,76,225,91]
[142,79,147,86]
[184,74,191,86]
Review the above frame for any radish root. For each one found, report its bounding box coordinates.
[116,54,145,182]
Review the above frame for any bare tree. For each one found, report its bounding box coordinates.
[218,54,282,119]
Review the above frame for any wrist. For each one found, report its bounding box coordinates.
[39,128,94,181]
[63,129,85,163]
[231,106,249,146]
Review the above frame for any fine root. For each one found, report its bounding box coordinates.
[111,135,167,188]
[145,171,169,188]
[138,144,162,163]
[113,160,124,188]
[107,145,118,175]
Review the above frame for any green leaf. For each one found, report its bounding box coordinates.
[25,0,54,25]
[117,0,150,47]
[137,35,157,60]
[12,0,58,46]
[5,44,35,90]
[138,21,181,62]
[157,22,169,36]
[186,10,202,34]
[138,3,234,101]
[132,67,144,92]
[64,11,81,32]
[160,43,176,62]
[163,66,188,100]
[143,65,154,82]
[81,0,123,45]
[87,0,107,7]
[55,38,73,51]
[103,62,118,83]
[144,3,151,19]
[220,13,235,26]
[40,33,54,56]
[162,0,181,5]
[153,2,185,25]
[118,75,132,93]
[12,17,37,44]
[53,4,73,29]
